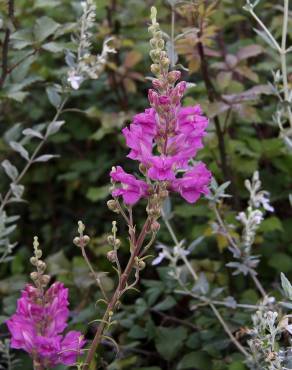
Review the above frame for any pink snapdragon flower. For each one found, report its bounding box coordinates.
[6,282,85,368]
[110,166,148,205]
[110,70,211,204]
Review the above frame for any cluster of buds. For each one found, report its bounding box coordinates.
[73,220,90,248]
[30,236,50,289]
[148,6,170,79]
[106,221,120,263]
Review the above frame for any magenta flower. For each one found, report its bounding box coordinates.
[110,166,149,205]
[172,163,212,203]
[111,71,211,204]
[6,282,85,368]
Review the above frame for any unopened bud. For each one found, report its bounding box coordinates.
[151,221,160,233]
[148,88,159,105]
[161,57,170,68]
[107,235,115,245]
[35,249,42,259]
[37,260,46,271]
[156,39,165,49]
[114,238,121,248]
[150,64,160,76]
[167,70,181,84]
[30,272,38,280]
[30,257,37,266]
[41,274,50,286]
[150,49,161,62]
[107,199,120,213]
[73,236,81,246]
[152,78,163,90]
[135,258,146,270]
[107,250,117,262]
[83,235,90,245]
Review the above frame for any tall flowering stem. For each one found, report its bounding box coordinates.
[82,7,211,369]
[6,237,85,370]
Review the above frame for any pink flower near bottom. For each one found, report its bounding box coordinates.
[110,165,149,205]
[6,282,85,367]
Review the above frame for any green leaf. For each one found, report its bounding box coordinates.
[1,160,19,181]
[259,217,283,233]
[46,86,61,108]
[178,351,212,369]
[269,253,292,273]
[128,325,147,339]
[9,141,29,161]
[34,16,60,42]
[153,296,176,311]
[281,273,292,300]
[155,327,187,361]
[86,185,109,202]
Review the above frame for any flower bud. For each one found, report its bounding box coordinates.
[30,272,38,281]
[83,235,90,245]
[161,57,170,68]
[37,260,46,271]
[107,250,117,262]
[41,274,51,286]
[156,39,165,49]
[107,199,120,213]
[30,257,37,266]
[152,79,163,90]
[167,70,181,84]
[114,238,121,248]
[150,49,161,62]
[150,64,160,76]
[148,89,159,105]
[151,221,160,233]
[139,163,147,175]
[137,260,146,270]
[73,236,81,246]
[107,235,115,245]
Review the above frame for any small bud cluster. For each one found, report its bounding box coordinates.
[73,220,91,248]
[106,221,120,263]
[30,236,50,289]
[148,6,170,80]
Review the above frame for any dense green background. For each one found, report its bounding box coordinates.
[0,0,292,369]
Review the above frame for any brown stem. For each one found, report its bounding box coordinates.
[82,218,151,370]
[0,0,14,88]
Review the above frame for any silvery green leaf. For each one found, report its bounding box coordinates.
[224,296,237,309]
[46,120,65,136]
[34,16,60,42]
[166,41,178,67]
[1,160,19,181]
[162,197,172,220]
[0,224,17,238]
[281,273,292,300]
[4,123,23,143]
[192,273,209,295]
[42,41,64,53]
[187,236,204,252]
[9,141,29,161]
[65,50,76,68]
[253,28,277,50]
[34,154,59,162]
[289,194,292,207]
[46,86,61,108]
[10,183,24,199]
[22,128,44,139]
[6,91,28,102]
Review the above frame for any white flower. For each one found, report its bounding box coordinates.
[152,251,166,266]
[67,71,83,90]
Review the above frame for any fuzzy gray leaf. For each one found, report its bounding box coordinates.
[9,141,29,161]
[1,160,19,181]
